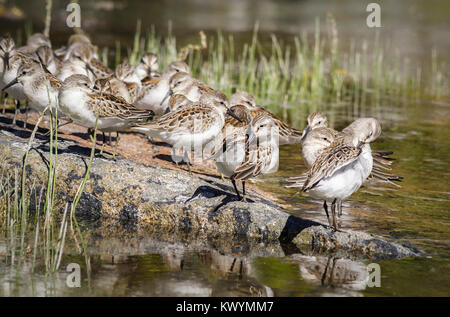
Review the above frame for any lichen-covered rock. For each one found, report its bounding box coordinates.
[0,122,423,260]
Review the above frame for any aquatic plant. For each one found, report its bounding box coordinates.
[107,18,448,129]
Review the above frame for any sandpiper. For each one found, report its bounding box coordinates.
[168,93,193,112]
[130,93,237,171]
[115,62,142,103]
[160,71,227,112]
[135,52,160,80]
[94,76,132,104]
[227,113,280,200]
[229,91,303,145]
[0,36,29,124]
[2,60,61,114]
[56,44,94,82]
[34,45,58,75]
[17,33,51,55]
[300,112,401,186]
[54,34,97,62]
[135,61,191,114]
[209,104,252,197]
[290,118,382,229]
[71,44,112,80]
[58,74,154,158]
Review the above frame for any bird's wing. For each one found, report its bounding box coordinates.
[86,92,153,120]
[232,132,273,181]
[141,77,160,87]
[302,143,362,191]
[91,58,113,76]
[134,104,215,134]
[251,108,302,142]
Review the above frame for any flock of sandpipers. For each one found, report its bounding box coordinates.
[0,32,401,230]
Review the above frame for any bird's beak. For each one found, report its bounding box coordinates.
[357,140,365,148]
[301,125,311,140]
[160,89,172,106]
[245,126,256,146]
[85,63,94,76]
[226,108,243,123]
[4,52,9,70]
[2,77,18,91]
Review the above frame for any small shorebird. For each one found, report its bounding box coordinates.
[135,61,191,114]
[2,60,61,115]
[34,45,58,75]
[0,36,29,124]
[289,118,382,229]
[115,62,142,103]
[17,33,51,55]
[229,91,303,145]
[135,53,160,80]
[56,44,94,82]
[161,72,227,111]
[54,34,98,62]
[130,94,238,171]
[299,112,401,186]
[58,74,154,158]
[74,45,112,80]
[94,76,132,104]
[168,93,193,112]
[226,113,280,201]
[209,104,252,197]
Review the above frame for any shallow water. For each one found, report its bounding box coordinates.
[258,97,450,296]
[1,0,449,297]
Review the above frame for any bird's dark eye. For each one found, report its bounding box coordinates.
[323,137,327,141]
[318,121,321,124]
[22,71,26,75]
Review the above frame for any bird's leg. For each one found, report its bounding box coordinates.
[242,181,247,202]
[100,132,107,156]
[12,99,20,125]
[323,201,332,227]
[23,100,29,129]
[42,118,71,137]
[112,132,120,161]
[55,118,73,131]
[328,257,337,286]
[2,92,7,114]
[172,147,180,168]
[231,178,242,200]
[337,199,343,217]
[183,150,192,174]
[321,256,333,286]
[331,198,338,230]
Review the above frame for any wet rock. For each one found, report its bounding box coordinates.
[293,225,423,260]
[0,122,423,260]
